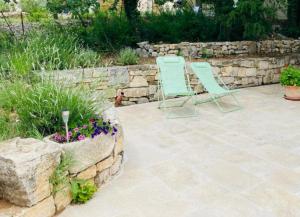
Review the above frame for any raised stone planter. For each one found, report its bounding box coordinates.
[0,108,125,217]
[44,132,116,174]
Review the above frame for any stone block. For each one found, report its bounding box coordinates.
[0,138,61,207]
[76,165,97,180]
[137,97,149,104]
[94,169,110,187]
[53,187,72,213]
[122,101,136,106]
[245,68,257,77]
[129,76,148,88]
[221,77,234,85]
[107,67,129,86]
[149,85,157,95]
[0,197,56,217]
[258,61,269,69]
[44,133,115,175]
[96,156,114,172]
[221,66,233,76]
[110,155,123,176]
[123,88,149,98]
[240,60,255,68]
[114,135,124,158]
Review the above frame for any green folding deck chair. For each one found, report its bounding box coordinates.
[156,56,198,118]
[190,62,242,113]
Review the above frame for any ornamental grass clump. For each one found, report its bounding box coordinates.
[0,81,99,138]
[116,48,139,65]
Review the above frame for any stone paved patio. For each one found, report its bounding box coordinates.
[58,84,300,217]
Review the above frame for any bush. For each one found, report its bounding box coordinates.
[0,29,102,78]
[0,110,19,141]
[20,0,51,22]
[225,0,274,40]
[0,81,97,138]
[280,66,300,87]
[80,12,137,52]
[71,179,97,203]
[137,10,218,43]
[0,32,13,51]
[74,49,101,68]
[116,48,139,65]
[0,0,10,12]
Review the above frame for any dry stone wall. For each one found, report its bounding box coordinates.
[45,54,300,106]
[136,40,300,58]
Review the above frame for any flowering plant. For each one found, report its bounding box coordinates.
[51,118,118,143]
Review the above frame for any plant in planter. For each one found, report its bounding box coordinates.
[51,118,118,143]
[280,66,300,100]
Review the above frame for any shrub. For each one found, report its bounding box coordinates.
[137,10,218,43]
[0,81,97,138]
[47,0,99,23]
[81,12,137,52]
[0,32,13,52]
[0,29,102,77]
[0,110,20,141]
[280,66,300,87]
[20,0,51,22]
[74,49,101,68]
[0,0,10,11]
[116,48,139,65]
[71,179,97,203]
[224,0,274,40]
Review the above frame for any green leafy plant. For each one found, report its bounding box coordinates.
[47,0,99,25]
[82,12,136,52]
[0,81,97,138]
[280,66,300,87]
[74,49,101,68]
[71,179,97,203]
[224,0,274,40]
[116,48,139,65]
[20,0,50,22]
[50,152,74,194]
[0,0,10,11]
[0,110,20,141]
[0,29,102,77]
[137,10,217,43]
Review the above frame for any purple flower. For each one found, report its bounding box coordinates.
[52,133,66,143]
[68,131,72,137]
[78,135,86,141]
[74,127,79,132]
[113,127,118,133]
[82,125,88,129]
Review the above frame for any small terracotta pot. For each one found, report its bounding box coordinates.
[284,86,300,101]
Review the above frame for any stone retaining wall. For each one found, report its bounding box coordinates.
[136,40,300,58]
[0,109,124,217]
[45,54,300,106]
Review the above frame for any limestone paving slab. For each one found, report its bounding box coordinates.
[58,84,300,217]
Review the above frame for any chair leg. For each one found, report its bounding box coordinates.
[212,94,242,113]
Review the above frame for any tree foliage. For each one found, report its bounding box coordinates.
[47,0,99,23]
[287,0,300,26]
[123,0,139,20]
